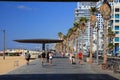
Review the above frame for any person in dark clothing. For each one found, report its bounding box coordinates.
[41,50,46,65]
[25,51,31,65]
[46,51,50,63]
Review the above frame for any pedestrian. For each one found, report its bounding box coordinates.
[41,50,46,65]
[69,53,75,64]
[49,52,53,64]
[46,51,50,63]
[61,52,65,57]
[77,50,83,64]
[25,50,31,65]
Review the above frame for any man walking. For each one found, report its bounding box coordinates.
[77,50,83,64]
[25,50,31,65]
[41,50,46,65]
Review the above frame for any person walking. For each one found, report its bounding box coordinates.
[77,50,83,64]
[46,51,50,63]
[25,51,31,65]
[49,52,53,64]
[69,53,76,64]
[41,50,46,65]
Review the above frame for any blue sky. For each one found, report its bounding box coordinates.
[0,2,77,50]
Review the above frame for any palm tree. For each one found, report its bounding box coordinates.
[70,27,78,54]
[58,32,64,53]
[100,0,111,64]
[108,27,115,42]
[73,22,80,53]
[63,35,67,53]
[78,17,88,54]
[108,27,115,55]
[67,28,74,53]
[58,32,63,40]
[89,7,98,64]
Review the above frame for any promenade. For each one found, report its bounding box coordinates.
[0,55,120,80]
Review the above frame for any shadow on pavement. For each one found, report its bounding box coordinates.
[0,74,119,80]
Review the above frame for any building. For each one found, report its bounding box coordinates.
[74,0,120,55]
[112,1,120,54]
[74,2,99,53]
[0,48,41,58]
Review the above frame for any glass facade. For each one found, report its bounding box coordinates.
[115,8,119,12]
[115,14,119,18]
[115,31,119,34]
[115,26,119,30]
[115,37,119,42]
[115,20,119,23]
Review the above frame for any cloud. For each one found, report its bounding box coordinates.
[17,5,32,10]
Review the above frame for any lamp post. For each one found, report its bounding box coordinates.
[96,26,99,65]
[46,44,49,51]
[0,30,6,60]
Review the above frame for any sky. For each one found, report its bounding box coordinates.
[0,2,77,50]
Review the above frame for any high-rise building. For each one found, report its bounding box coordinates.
[74,2,99,53]
[74,0,120,55]
[112,1,120,54]
[74,2,91,52]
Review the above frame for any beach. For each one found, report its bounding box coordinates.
[0,56,34,75]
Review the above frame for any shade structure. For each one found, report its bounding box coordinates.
[14,39,63,43]
[74,0,99,2]
[5,0,99,2]
[13,39,63,50]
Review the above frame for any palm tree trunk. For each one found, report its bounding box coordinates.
[82,32,84,53]
[90,27,93,64]
[103,20,107,64]
[67,39,69,53]
[76,37,79,53]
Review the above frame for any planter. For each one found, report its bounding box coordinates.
[101,63,108,70]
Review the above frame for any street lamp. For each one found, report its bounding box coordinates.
[96,25,99,65]
[0,30,6,60]
[46,44,49,51]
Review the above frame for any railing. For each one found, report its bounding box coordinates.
[101,57,120,73]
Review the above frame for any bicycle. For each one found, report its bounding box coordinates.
[113,60,120,73]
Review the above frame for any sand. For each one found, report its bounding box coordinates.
[0,56,34,75]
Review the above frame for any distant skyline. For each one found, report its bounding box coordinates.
[0,2,77,50]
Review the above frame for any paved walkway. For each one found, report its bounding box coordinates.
[0,56,120,80]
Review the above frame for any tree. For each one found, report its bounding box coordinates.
[58,32,63,40]
[67,28,74,53]
[58,32,64,53]
[108,27,115,55]
[73,22,80,53]
[100,0,111,64]
[78,17,88,54]
[89,7,98,64]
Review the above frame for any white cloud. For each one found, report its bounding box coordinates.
[17,5,32,10]
[17,5,25,9]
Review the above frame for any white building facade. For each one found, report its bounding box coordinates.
[74,0,120,55]
[112,1,120,54]
[74,2,101,53]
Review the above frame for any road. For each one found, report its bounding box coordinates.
[0,56,119,80]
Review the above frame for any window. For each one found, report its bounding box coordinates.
[115,37,119,42]
[115,8,119,12]
[115,14,119,18]
[115,20,119,23]
[115,31,119,34]
[115,26,119,30]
